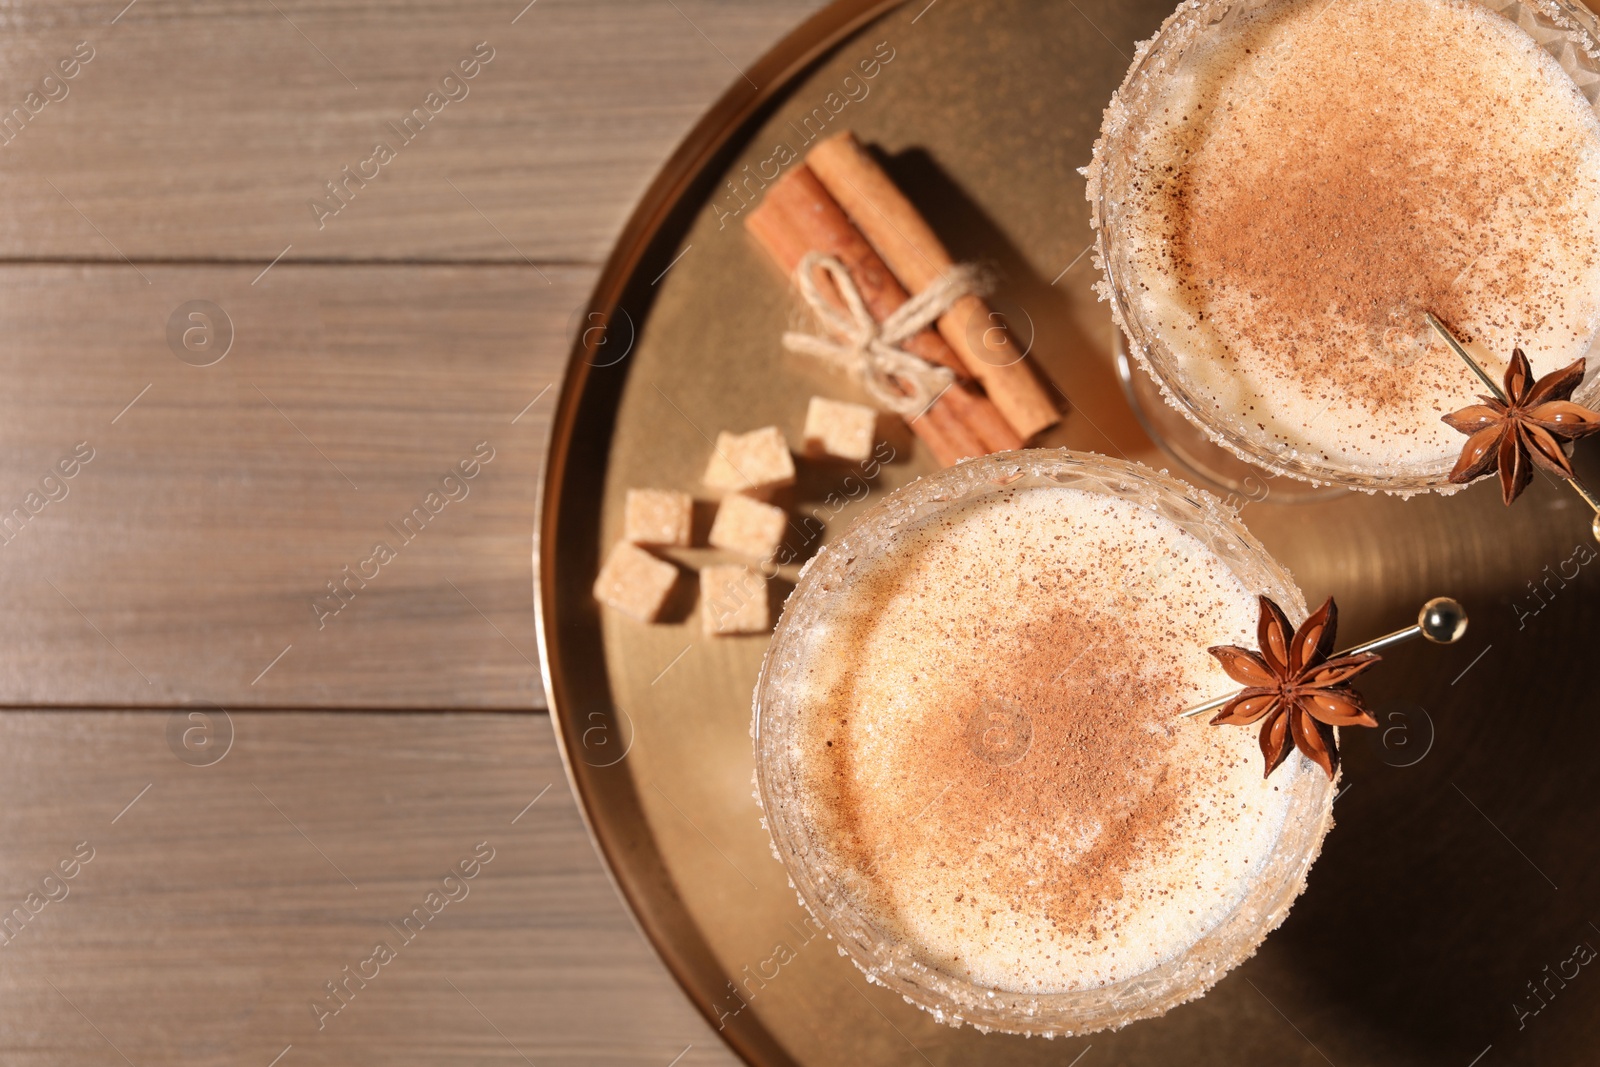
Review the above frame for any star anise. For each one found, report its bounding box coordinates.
[1208,596,1378,780]
[1443,349,1600,505]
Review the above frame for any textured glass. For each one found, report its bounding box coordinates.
[753,451,1335,1035]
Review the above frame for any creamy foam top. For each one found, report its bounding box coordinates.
[787,486,1303,994]
[1112,0,1600,476]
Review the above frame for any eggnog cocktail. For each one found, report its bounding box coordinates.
[1091,0,1600,491]
[754,452,1335,1033]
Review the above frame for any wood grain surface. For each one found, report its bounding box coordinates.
[0,711,728,1066]
[0,264,578,709]
[0,0,829,1062]
[0,0,819,262]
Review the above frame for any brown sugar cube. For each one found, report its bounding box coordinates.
[700,564,769,636]
[802,396,877,463]
[708,493,787,561]
[623,488,692,547]
[702,426,795,495]
[592,541,678,623]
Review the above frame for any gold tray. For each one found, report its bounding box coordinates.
[536,2,1600,1062]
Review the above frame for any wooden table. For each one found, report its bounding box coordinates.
[0,2,824,1062]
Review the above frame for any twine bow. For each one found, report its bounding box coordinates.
[781,251,983,418]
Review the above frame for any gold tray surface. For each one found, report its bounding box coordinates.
[537,2,1600,1063]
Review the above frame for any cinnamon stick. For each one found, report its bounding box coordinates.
[762,168,1023,457]
[747,199,978,466]
[748,166,1022,463]
[806,132,1062,440]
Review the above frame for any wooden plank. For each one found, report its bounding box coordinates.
[0,0,824,263]
[0,709,738,1067]
[0,263,582,708]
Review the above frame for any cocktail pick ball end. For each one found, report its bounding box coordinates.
[1419,597,1468,644]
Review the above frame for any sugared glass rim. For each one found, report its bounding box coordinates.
[1087,0,1600,495]
[751,449,1336,1036]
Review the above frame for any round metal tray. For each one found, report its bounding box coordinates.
[536,2,1600,1063]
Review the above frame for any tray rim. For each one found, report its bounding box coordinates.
[533,2,908,1063]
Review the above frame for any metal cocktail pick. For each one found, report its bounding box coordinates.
[1425,312,1600,542]
[1177,597,1468,720]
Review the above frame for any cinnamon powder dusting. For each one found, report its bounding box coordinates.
[824,587,1190,936]
[793,488,1297,993]
[1118,0,1600,472]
